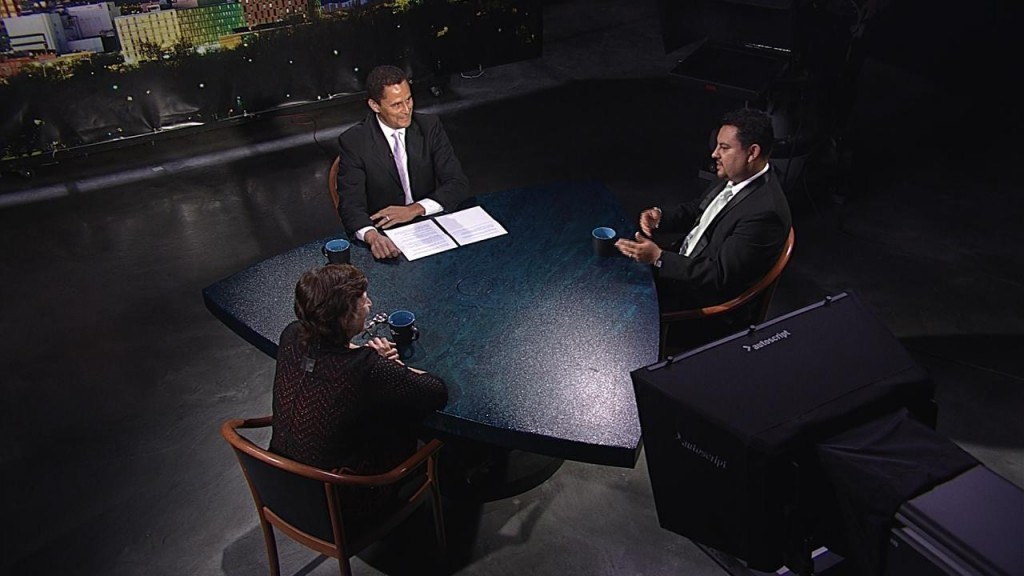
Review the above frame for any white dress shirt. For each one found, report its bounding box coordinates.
[354,117,443,242]
[680,163,770,256]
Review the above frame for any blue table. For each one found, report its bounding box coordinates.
[203,182,659,467]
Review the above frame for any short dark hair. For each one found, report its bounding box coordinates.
[721,108,774,157]
[293,264,368,346]
[366,65,408,103]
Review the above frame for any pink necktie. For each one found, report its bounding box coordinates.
[392,131,413,204]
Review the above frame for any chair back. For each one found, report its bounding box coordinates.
[221,416,446,576]
[231,441,339,543]
[704,226,794,322]
[328,155,341,215]
[660,228,794,357]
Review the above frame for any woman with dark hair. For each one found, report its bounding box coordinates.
[269,264,447,522]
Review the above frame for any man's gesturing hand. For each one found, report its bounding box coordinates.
[615,232,662,265]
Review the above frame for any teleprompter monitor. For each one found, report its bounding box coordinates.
[632,292,933,570]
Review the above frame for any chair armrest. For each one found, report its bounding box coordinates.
[223,415,443,488]
[334,439,444,487]
[661,307,714,322]
[239,415,274,428]
[660,228,794,325]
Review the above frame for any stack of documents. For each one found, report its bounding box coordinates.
[384,206,508,261]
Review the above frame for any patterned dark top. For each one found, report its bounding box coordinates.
[270,321,447,519]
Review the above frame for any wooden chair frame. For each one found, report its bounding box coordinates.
[328,155,341,215]
[660,228,795,358]
[221,416,446,576]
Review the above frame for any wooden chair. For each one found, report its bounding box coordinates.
[660,228,795,358]
[221,416,446,576]
[328,155,341,215]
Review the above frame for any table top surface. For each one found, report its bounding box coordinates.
[203,181,659,467]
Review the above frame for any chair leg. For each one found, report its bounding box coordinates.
[659,323,670,360]
[430,488,447,556]
[258,518,282,576]
[335,554,354,576]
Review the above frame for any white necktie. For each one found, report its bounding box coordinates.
[681,182,736,257]
[392,131,413,205]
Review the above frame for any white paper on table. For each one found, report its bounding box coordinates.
[384,219,459,261]
[434,206,508,246]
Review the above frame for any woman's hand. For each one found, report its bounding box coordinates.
[366,337,400,361]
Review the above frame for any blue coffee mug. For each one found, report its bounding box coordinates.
[323,239,351,264]
[592,227,617,257]
[388,310,420,345]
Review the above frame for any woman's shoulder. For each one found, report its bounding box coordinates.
[280,321,360,351]
[279,320,303,346]
[312,343,378,377]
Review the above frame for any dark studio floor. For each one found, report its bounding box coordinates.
[2,1,1023,575]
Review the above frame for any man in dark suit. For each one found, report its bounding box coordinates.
[616,107,792,310]
[337,65,470,259]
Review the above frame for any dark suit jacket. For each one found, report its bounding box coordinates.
[336,112,469,236]
[655,168,792,309]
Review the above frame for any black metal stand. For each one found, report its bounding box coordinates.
[437,439,564,502]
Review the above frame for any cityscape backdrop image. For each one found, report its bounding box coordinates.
[0,0,541,160]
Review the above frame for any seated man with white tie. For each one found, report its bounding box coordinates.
[336,64,470,259]
[615,107,792,312]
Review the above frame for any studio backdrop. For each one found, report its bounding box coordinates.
[0,0,541,161]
